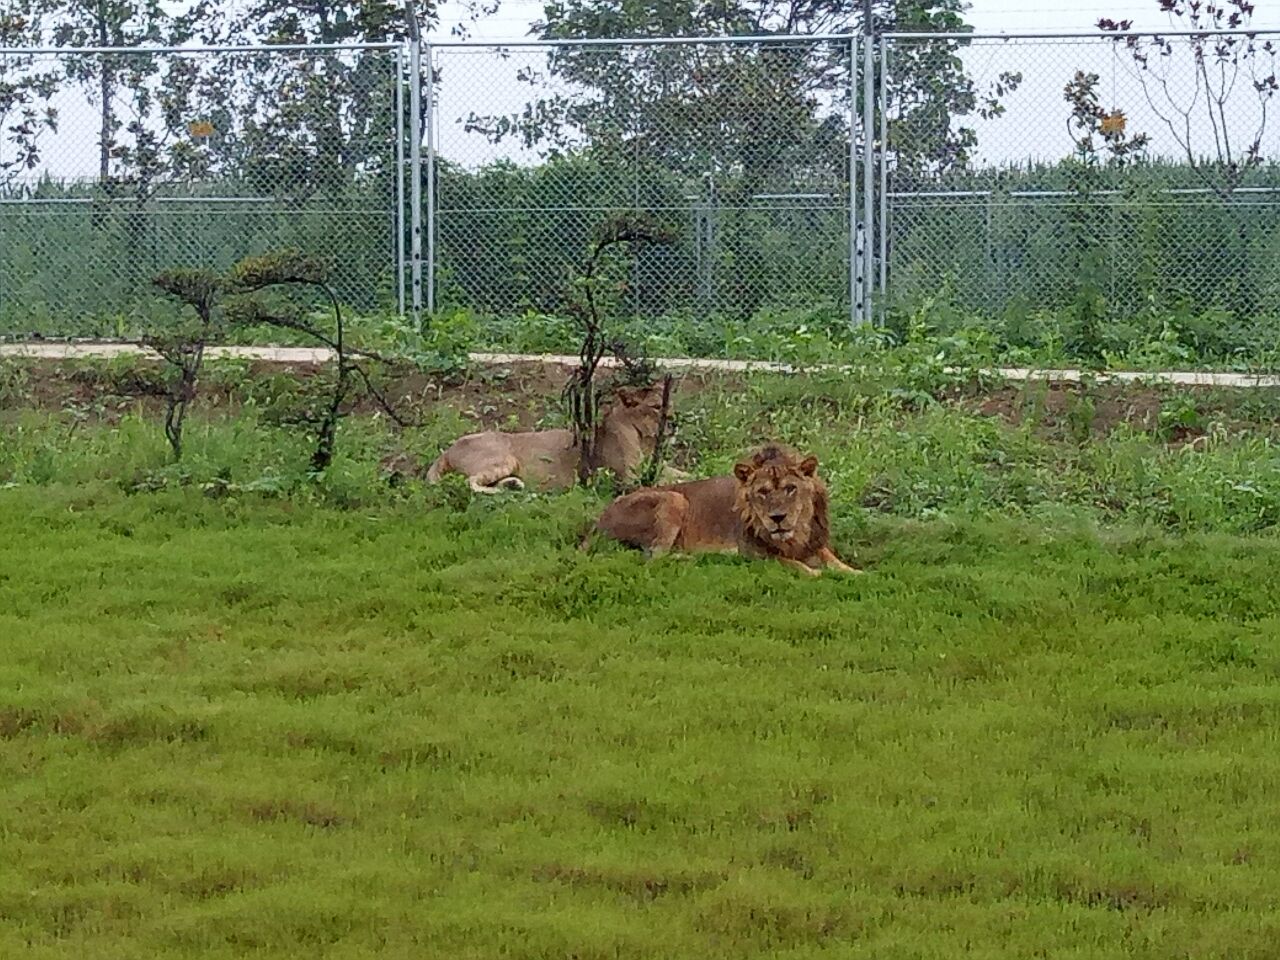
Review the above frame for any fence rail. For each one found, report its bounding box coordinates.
[1,28,1279,341]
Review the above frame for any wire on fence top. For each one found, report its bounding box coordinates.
[6,29,1277,55]
[883,28,1280,40]
[0,42,402,55]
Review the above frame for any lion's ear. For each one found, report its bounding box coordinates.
[799,455,819,477]
[733,461,754,483]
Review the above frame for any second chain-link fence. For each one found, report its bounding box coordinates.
[4,30,1280,346]
[0,44,403,338]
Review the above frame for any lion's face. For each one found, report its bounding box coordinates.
[733,447,821,545]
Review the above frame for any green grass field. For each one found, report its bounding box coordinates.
[4,359,1280,957]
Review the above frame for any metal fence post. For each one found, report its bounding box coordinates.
[862,19,876,325]
[849,33,861,327]
[878,34,888,325]
[395,43,406,317]
[425,41,436,317]
[408,35,423,325]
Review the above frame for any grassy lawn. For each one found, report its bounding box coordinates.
[4,360,1280,957]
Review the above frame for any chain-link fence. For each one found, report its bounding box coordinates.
[0,44,404,338]
[426,36,858,324]
[5,31,1280,344]
[883,30,1280,331]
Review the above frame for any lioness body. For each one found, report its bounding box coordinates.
[426,427,579,492]
[590,445,859,576]
[427,384,670,494]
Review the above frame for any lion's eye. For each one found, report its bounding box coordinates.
[784,484,797,494]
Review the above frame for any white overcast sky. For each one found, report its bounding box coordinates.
[9,0,1280,182]
[429,0,1280,172]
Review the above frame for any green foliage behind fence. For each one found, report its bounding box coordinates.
[5,155,1280,356]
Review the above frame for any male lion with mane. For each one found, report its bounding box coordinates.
[427,383,669,493]
[587,443,859,576]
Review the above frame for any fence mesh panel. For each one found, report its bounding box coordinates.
[6,33,1280,344]
[0,46,402,338]
[430,38,854,322]
[884,32,1280,331]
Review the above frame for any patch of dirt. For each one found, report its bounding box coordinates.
[8,356,1280,449]
[2,356,736,432]
[967,380,1280,444]
[973,382,1163,436]
[2,358,579,431]
[378,360,574,430]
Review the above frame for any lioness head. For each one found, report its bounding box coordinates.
[604,383,666,442]
[733,444,825,550]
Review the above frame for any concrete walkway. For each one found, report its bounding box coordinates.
[3,341,1279,388]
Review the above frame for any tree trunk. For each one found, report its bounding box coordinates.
[97,2,112,184]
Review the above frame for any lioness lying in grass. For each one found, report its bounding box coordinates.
[587,443,860,576]
[427,384,668,494]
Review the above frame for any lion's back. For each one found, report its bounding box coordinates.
[594,475,739,552]
[667,476,740,549]
[501,428,574,461]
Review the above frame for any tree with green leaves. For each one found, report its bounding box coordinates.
[216,2,419,196]
[464,0,1014,192]
[148,266,222,460]
[227,248,413,473]
[880,1,1024,187]
[21,1,213,190]
[467,0,850,194]
[1098,0,1278,195]
[219,1,498,198]
[0,9,59,189]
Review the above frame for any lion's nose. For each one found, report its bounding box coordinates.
[769,513,787,525]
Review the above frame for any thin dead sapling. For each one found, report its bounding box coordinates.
[563,213,677,485]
